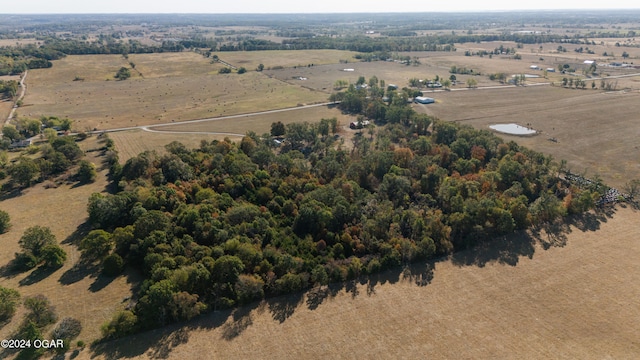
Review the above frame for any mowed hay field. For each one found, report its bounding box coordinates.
[108,129,243,163]
[417,85,640,189]
[218,49,361,71]
[0,137,140,347]
[84,207,640,360]
[22,52,328,131]
[108,106,357,162]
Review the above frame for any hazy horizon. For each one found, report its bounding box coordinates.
[6,0,640,14]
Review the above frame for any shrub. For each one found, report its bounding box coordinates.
[76,160,97,183]
[24,294,57,327]
[103,253,124,276]
[52,317,82,341]
[40,244,67,268]
[0,209,10,233]
[0,286,20,321]
[101,310,137,339]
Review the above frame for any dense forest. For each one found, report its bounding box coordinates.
[87,81,600,337]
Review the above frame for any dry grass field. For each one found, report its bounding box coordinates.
[416,85,640,189]
[217,49,360,71]
[82,206,640,360]
[108,129,243,163]
[110,106,358,162]
[21,53,328,131]
[3,31,640,360]
[0,137,140,347]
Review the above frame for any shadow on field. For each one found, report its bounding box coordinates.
[88,207,619,359]
[18,265,60,286]
[451,207,616,268]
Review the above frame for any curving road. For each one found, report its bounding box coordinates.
[91,102,339,135]
[5,70,28,125]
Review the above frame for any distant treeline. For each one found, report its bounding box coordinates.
[217,33,602,53]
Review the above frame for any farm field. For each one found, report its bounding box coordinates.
[0,137,141,346]
[108,129,242,163]
[110,106,357,161]
[417,85,640,189]
[217,49,361,71]
[85,206,640,360]
[21,53,328,131]
[2,12,640,360]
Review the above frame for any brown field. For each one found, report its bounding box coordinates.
[110,106,358,162]
[0,137,140,347]
[108,129,243,163]
[416,85,640,189]
[2,38,640,360]
[21,53,328,131]
[81,206,640,360]
[217,49,361,71]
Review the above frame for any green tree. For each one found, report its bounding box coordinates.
[76,160,97,183]
[10,157,39,187]
[466,77,477,88]
[80,229,114,260]
[0,286,20,322]
[43,127,58,142]
[103,253,124,276]
[2,124,20,141]
[101,310,138,339]
[270,121,286,137]
[115,67,131,80]
[0,209,10,233]
[40,244,67,268]
[237,67,247,74]
[212,255,245,284]
[256,63,264,72]
[19,225,56,259]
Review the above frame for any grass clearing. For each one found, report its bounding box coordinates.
[84,206,640,359]
[109,129,241,163]
[217,49,361,70]
[110,106,357,162]
[22,53,328,131]
[0,137,140,345]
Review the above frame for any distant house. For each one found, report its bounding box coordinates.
[546,68,556,72]
[414,96,435,104]
[529,65,541,70]
[349,120,370,129]
[9,139,32,149]
[584,60,595,65]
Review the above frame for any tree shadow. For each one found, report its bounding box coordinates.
[452,208,616,268]
[60,221,92,247]
[18,265,60,286]
[306,283,342,310]
[0,188,24,201]
[87,206,621,359]
[146,328,191,359]
[267,292,304,324]
[220,301,264,341]
[88,272,118,292]
[0,259,21,279]
[58,258,99,285]
[451,232,537,268]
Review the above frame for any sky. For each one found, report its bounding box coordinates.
[8,0,640,14]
